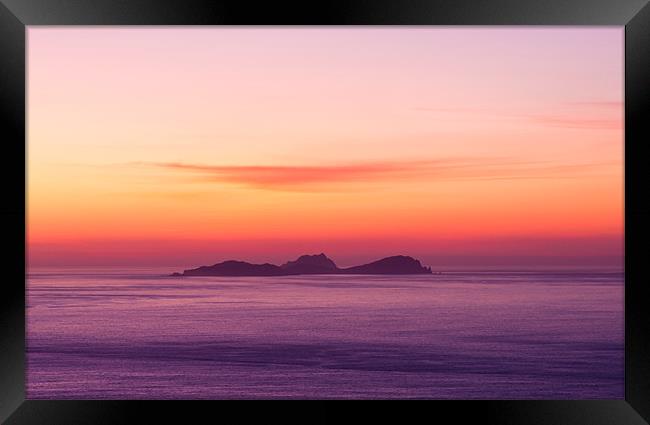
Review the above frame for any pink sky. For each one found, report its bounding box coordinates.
[27,28,623,268]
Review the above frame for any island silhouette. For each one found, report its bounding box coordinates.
[173,253,432,276]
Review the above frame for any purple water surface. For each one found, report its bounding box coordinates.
[26,269,624,399]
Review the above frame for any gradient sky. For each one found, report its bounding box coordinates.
[27,27,624,268]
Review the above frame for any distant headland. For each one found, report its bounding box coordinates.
[172,253,432,277]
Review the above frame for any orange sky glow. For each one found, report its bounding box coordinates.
[27,28,624,268]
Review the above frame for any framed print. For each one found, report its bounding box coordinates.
[1,0,649,423]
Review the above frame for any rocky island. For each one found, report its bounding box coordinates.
[173,253,432,276]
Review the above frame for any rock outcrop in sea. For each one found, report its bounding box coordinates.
[175,253,432,277]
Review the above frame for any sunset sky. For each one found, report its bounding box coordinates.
[27,28,623,268]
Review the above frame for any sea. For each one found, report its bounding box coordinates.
[26,268,624,399]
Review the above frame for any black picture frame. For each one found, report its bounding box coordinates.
[1,0,648,423]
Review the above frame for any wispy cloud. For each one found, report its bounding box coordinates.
[566,101,623,109]
[151,160,452,188]
[413,101,623,130]
[529,116,622,130]
[142,158,618,191]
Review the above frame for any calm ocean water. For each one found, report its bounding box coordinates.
[26,268,624,399]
